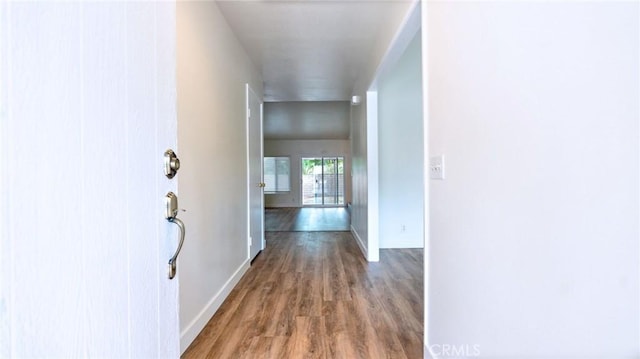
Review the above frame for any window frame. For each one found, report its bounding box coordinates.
[263,156,291,194]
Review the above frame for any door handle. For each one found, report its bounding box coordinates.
[165,191,185,280]
[167,217,185,280]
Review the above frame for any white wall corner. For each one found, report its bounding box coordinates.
[179,258,251,354]
[351,225,379,262]
[350,225,367,258]
[366,243,379,262]
[365,90,380,262]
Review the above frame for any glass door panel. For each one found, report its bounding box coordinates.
[323,158,337,205]
[302,157,322,205]
[337,157,344,205]
[302,157,345,206]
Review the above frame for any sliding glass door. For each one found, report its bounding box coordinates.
[301,157,345,206]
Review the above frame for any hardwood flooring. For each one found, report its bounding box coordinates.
[182,231,424,359]
[265,207,351,232]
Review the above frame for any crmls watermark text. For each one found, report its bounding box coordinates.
[428,344,481,357]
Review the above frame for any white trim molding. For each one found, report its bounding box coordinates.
[179,258,251,354]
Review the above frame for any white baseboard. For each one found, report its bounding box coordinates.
[380,241,424,249]
[351,225,379,262]
[179,258,251,354]
[351,225,368,260]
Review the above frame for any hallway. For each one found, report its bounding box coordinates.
[3,1,639,357]
[182,231,423,358]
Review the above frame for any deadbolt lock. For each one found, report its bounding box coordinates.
[164,149,180,179]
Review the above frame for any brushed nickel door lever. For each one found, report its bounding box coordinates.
[167,217,185,280]
[165,191,185,280]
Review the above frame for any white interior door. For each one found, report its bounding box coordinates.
[247,85,265,260]
[1,2,179,357]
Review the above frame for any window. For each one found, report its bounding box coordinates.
[264,157,290,193]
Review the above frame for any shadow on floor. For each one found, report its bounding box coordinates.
[265,207,350,232]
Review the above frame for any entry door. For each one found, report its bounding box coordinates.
[1,3,179,357]
[247,85,265,260]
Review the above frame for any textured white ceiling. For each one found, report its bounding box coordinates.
[264,101,350,140]
[217,0,411,140]
[217,0,412,102]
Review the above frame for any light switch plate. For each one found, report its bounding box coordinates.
[430,155,445,180]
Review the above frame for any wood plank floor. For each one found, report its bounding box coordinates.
[265,207,351,232]
[182,231,423,359]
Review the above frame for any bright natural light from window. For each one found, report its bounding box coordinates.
[264,157,290,193]
[301,157,345,206]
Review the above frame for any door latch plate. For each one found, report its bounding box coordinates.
[165,191,178,220]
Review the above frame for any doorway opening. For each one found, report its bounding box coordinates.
[301,157,345,206]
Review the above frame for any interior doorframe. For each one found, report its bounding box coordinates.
[260,102,265,249]
[245,84,265,259]
[366,91,380,262]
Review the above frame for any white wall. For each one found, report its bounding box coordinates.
[264,140,351,208]
[264,101,351,140]
[1,2,179,357]
[350,0,416,261]
[378,31,423,249]
[177,2,263,353]
[350,98,372,256]
[426,2,639,357]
